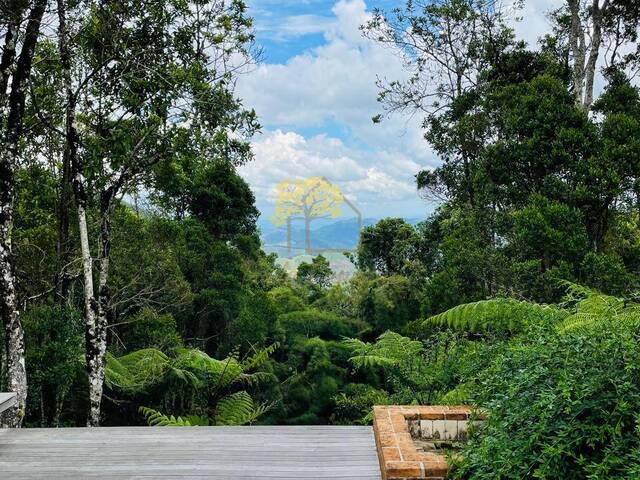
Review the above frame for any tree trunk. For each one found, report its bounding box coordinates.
[0,0,48,428]
[0,157,26,428]
[87,192,114,427]
[583,1,605,111]
[76,196,101,426]
[304,216,311,254]
[568,0,586,107]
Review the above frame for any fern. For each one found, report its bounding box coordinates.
[139,392,271,427]
[139,406,210,427]
[424,298,564,333]
[557,284,640,333]
[214,391,272,426]
[105,349,173,393]
[345,331,423,369]
[112,344,279,428]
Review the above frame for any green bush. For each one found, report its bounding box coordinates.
[453,322,640,479]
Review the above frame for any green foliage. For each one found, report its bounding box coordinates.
[105,343,278,424]
[277,309,362,340]
[425,298,564,334]
[121,308,182,352]
[139,390,270,427]
[357,274,420,333]
[452,320,640,479]
[139,407,210,427]
[344,331,423,369]
[22,306,84,427]
[357,218,420,275]
[297,255,333,289]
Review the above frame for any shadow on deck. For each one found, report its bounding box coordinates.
[0,425,381,479]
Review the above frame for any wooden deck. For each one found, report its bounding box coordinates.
[0,426,381,479]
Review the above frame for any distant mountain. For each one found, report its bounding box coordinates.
[259,216,426,257]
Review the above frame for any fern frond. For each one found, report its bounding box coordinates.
[425,298,563,333]
[138,406,209,427]
[241,343,279,372]
[345,331,423,369]
[214,391,271,426]
[105,349,170,393]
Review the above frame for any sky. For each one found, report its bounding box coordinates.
[236,0,557,221]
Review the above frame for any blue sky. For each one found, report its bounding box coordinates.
[237,0,556,221]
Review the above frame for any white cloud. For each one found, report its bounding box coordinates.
[237,0,438,217]
[238,0,575,218]
[239,129,421,215]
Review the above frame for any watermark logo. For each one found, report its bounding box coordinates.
[271,176,361,256]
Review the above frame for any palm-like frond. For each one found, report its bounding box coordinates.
[138,406,210,426]
[557,284,640,333]
[241,343,279,371]
[105,349,172,393]
[424,298,564,333]
[214,391,272,426]
[345,331,423,369]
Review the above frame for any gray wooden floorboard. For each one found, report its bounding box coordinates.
[0,426,381,479]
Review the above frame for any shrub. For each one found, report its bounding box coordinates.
[452,322,640,479]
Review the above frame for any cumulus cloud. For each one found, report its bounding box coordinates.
[239,130,420,214]
[256,14,336,42]
[237,0,558,218]
[237,0,439,217]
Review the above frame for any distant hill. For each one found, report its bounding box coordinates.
[259,216,425,257]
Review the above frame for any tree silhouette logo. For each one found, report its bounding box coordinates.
[271,177,361,256]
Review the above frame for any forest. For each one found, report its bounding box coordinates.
[2,0,640,478]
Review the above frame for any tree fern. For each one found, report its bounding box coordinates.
[214,391,272,426]
[557,283,640,333]
[138,392,271,427]
[110,344,279,428]
[424,298,564,333]
[345,331,423,369]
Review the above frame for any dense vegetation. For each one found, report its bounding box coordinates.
[2,0,640,478]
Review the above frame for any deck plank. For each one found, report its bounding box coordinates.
[0,426,381,479]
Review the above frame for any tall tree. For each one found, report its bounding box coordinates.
[558,0,640,111]
[55,0,258,425]
[0,0,48,428]
[363,0,513,207]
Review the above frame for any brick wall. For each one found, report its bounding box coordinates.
[372,406,485,480]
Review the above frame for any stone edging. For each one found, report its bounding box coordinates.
[372,405,486,480]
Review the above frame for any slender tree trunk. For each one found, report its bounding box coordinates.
[583,1,605,111]
[0,0,48,428]
[304,216,311,254]
[56,153,73,302]
[0,157,26,427]
[57,0,106,427]
[86,191,113,427]
[568,0,586,107]
[76,195,101,426]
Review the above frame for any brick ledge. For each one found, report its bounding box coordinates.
[372,405,486,480]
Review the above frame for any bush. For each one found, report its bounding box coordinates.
[453,322,640,479]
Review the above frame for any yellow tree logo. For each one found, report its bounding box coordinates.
[272,177,344,255]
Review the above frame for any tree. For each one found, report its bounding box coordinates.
[357,218,420,276]
[297,255,333,290]
[0,0,48,427]
[53,0,258,425]
[556,0,640,111]
[272,177,344,254]
[363,0,514,207]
